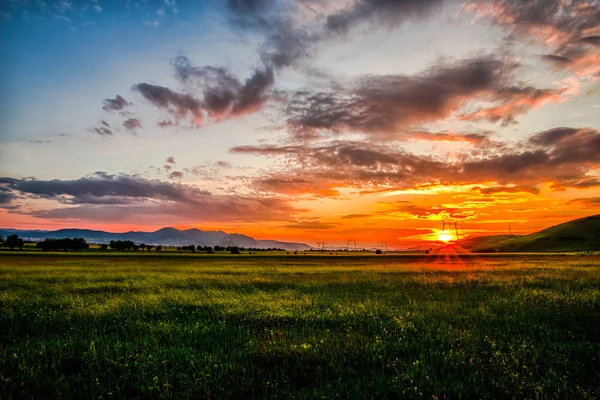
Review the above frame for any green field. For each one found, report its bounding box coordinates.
[1,253,599,399]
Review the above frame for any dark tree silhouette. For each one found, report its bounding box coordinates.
[100,244,109,250]
[109,240,135,251]
[6,234,24,250]
[37,238,89,252]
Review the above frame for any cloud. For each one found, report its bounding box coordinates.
[527,127,600,164]
[157,120,177,128]
[0,173,208,204]
[92,126,113,136]
[579,36,600,46]
[123,118,142,132]
[474,185,540,195]
[253,175,341,198]
[282,56,559,138]
[403,130,493,145]
[133,56,275,127]
[567,197,600,208]
[0,173,300,223]
[341,214,370,219]
[172,56,274,118]
[464,0,600,78]
[133,83,204,124]
[325,0,446,34]
[0,186,15,205]
[166,156,176,164]
[460,86,565,126]
[375,201,477,220]
[168,171,184,180]
[227,0,448,69]
[231,127,600,195]
[463,0,600,46]
[102,95,131,112]
[283,221,339,230]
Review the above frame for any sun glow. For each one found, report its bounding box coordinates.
[437,230,454,242]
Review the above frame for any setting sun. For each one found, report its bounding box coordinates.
[438,230,454,243]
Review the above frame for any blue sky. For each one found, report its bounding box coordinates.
[1,0,599,246]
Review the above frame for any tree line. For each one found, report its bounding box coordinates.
[36,238,89,252]
[1,234,286,253]
[0,234,24,250]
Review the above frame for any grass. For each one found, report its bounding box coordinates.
[1,253,599,399]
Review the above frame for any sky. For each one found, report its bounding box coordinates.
[0,0,599,248]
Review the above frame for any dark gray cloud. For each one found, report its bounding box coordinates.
[284,57,522,137]
[133,56,274,125]
[157,120,177,128]
[123,118,142,132]
[132,83,204,122]
[0,173,300,223]
[0,186,15,205]
[528,127,600,164]
[103,95,131,112]
[168,171,184,180]
[92,126,113,136]
[541,54,572,66]
[227,0,279,16]
[0,173,209,205]
[172,56,274,116]
[282,56,566,137]
[579,36,600,46]
[225,0,315,69]
[326,0,446,34]
[227,0,449,70]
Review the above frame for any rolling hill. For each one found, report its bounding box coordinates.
[0,227,311,251]
[463,214,600,252]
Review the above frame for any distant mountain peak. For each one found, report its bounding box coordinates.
[0,226,310,250]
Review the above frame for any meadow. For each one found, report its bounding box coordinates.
[1,252,599,399]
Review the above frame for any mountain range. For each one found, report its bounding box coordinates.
[0,227,311,251]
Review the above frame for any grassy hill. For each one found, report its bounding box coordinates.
[464,214,600,252]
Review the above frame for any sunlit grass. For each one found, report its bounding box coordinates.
[1,253,599,398]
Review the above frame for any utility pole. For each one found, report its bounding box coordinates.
[346,239,357,251]
[454,221,460,242]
